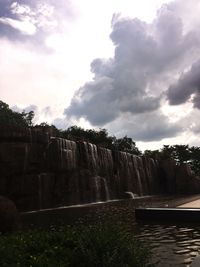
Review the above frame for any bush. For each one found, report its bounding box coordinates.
[0,222,154,267]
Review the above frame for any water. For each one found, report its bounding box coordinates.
[134,222,200,266]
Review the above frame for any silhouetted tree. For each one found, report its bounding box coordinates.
[0,100,34,127]
[144,149,160,160]
[190,146,200,175]
[113,136,141,155]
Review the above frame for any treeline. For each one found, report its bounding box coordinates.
[0,101,34,127]
[144,145,200,176]
[1,100,200,175]
[61,126,141,155]
[0,100,141,155]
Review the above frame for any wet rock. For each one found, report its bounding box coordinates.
[176,163,193,194]
[0,124,198,212]
[160,159,177,193]
[189,176,200,194]
[0,196,20,233]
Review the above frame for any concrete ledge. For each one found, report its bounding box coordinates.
[135,207,200,222]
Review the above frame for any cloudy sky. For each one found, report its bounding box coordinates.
[1,0,200,151]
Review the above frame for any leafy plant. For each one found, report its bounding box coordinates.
[0,223,154,267]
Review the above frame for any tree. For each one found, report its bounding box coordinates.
[189,146,200,175]
[160,145,175,160]
[113,136,141,155]
[144,150,160,160]
[22,110,35,127]
[0,100,28,127]
[172,145,190,163]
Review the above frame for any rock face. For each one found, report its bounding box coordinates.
[0,196,20,233]
[0,125,199,211]
[160,160,200,195]
[160,159,177,194]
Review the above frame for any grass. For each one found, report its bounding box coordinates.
[0,222,154,267]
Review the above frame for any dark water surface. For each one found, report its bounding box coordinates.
[134,222,200,266]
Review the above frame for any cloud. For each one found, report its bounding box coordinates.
[0,0,74,48]
[11,104,38,113]
[167,60,200,108]
[0,17,36,35]
[11,104,60,125]
[65,1,200,142]
[106,111,182,142]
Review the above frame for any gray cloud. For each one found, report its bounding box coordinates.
[42,106,53,117]
[65,1,200,142]
[167,60,200,108]
[107,111,182,142]
[11,104,56,124]
[0,0,74,47]
[11,104,38,113]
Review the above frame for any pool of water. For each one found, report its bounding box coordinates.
[134,222,200,266]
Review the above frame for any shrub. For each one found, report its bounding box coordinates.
[0,222,154,267]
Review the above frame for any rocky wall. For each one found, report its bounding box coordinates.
[0,125,198,211]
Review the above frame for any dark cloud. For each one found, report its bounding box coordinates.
[167,60,200,108]
[65,1,200,142]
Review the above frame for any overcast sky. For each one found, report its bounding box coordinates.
[1,0,200,151]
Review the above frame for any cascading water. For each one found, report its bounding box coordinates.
[64,139,77,170]
[1,125,197,212]
[38,173,42,210]
[92,176,110,202]
[102,178,110,201]
[93,176,101,202]
[133,156,143,195]
[44,137,163,206]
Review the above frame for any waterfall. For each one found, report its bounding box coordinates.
[134,156,144,195]
[9,127,163,209]
[64,139,77,170]
[102,178,110,201]
[92,176,110,202]
[38,173,42,210]
[93,176,101,202]
[23,144,29,173]
[88,143,99,172]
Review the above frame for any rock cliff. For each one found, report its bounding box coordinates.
[0,125,199,211]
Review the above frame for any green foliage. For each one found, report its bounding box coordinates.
[149,144,200,175]
[189,146,200,175]
[144,150,160,160]
[160,145,175,160]
[113,136,141,155]
[0,100,34,127]
[160,145,191,163]
[0,223,154,267]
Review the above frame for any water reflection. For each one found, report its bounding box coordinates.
[134,222,200,266]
